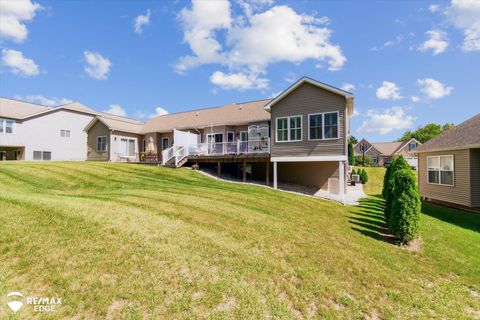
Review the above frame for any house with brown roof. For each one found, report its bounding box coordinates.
[84,77,355,201]
[354,138,421,168]
[0,97,143,161]
[417,113,480,210]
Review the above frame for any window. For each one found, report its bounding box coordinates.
[324,112,338,139]
[0,119,15,134]
[309,114,322,140]
[409,142,417,151]
[240,131,248,142]
[227,131,234,142]
[308,112,339,140]
[428,155,454,186]
[276,115,302,142]
[360,144,367,152]
[372,156,378,164]
[142,139,146,152]
[97,136,107,152]
[60,129,71,138]
[385,157,391,164]
[33,151,51,160]
[121,138,136,157]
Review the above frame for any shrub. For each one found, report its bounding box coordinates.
[360,169,369,184]
[354,155,372,167]
[388,169,421,243]
[348,142,355,166]
[351,168,356,176]
[383,156,411,224]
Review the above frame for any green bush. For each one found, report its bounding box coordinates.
[388,169,421,243]
[360,169,368,184]
[382,156,411,223]
[348,142,355,166]
[355,155,372,167]
[351,168,356,176]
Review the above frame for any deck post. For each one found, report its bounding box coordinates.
[217,161,221,178]
[265,160,270,186]
[242,159,247,182]
[273,161,277,189]
[339,160,345,205]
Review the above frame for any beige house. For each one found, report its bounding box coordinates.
[354,138,421,168]
[84,77,355,201]
[417,113,480,210]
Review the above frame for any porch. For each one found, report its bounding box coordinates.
[0,146,25,160]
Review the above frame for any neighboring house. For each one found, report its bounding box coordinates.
[0,97,142,161]
[417,113,480,210]
[84,77,355,200]
[354,138,421,168]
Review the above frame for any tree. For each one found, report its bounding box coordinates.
[348,141,355,165]
[388,169,421,244]
[360,169,368,184]
[398,123,454,143]
[349,135,358,145]
[383,156,411,223]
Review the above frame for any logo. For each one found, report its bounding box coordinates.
[6,292,24,314]
[5,291,63,313]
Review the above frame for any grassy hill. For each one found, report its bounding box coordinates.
[0,162,479,319]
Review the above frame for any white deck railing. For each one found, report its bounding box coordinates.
[187,139,270,156]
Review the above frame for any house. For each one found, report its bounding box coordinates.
[354,138,421,168]
[417,113,480,210]
[84,77,355,200]
[0,97,142,161]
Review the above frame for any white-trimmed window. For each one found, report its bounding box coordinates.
[372,156,378,164]
[97,136,107,152]
[409,142,417,151]
[0,119,15,134]
[240,131,248,142]
[33,151,51,160]
[276,115,302,142]
[60,129,71,138]
[428,155,454,186]
[121,138,136,157]
[308,112,339,140]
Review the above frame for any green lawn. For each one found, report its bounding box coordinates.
[0,162,479,319]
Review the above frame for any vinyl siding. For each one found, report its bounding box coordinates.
[87,121,110,161]
[418,149,471,207]
[470,148,480,207]
[271,82,347,158]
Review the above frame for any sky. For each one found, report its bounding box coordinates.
[0,0,479,142]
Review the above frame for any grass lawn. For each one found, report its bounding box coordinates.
[0,162,479,319]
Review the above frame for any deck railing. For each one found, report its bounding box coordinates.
[187,138,270,156]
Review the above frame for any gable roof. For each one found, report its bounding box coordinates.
[84,113,145,134]
[264,76,354,114]
[417,113,480,152]
[372,142,403,155]
[0,97,51,119]
[141,99,271,134]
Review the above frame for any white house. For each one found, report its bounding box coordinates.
[0,97,141,161]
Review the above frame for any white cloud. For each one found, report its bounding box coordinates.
[371,35,404,51]
[429,4,440,13]
[1,49,39,77]
[417,78,453,99]
[149,106,169,118]
[341,82,355,92]
[358,107,414,135]
[14,94,72,107]
[0,0,41,42]
[103,104,127,117]
[284,72,297,83]
[376,81,402,100]
[210,71,268,90]
[411,95,420,102]
[134,9,151,34]
[83,51,112,80]
[446,0,480,51]
[418,30,449,55]
[176,1,345,90]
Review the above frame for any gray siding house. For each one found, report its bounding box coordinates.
[417,113,480,210]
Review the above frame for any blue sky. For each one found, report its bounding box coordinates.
[0,0,479,142]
